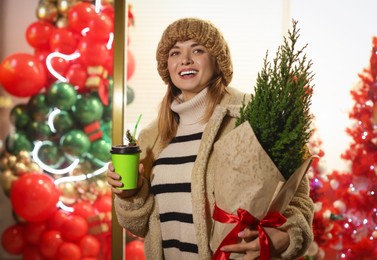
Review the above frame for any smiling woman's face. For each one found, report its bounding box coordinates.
[167,39,216,101]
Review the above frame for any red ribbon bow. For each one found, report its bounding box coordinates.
[212,204,287,260]
[95,75,109,106]
[87,68,110,106]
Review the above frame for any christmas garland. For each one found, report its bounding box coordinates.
[236,20,314,180]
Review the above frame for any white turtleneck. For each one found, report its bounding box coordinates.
[150,88,208,260]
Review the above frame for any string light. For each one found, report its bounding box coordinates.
[32,140,80,175]
[46,52,81,82]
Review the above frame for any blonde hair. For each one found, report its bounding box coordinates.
[156,18,232,144]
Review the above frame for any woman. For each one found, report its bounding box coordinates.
[107,17,314,259]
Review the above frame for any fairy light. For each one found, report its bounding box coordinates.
[46,52,81,82]
[47,108,61,133]
[54,163,108,186]
[107,32,114,50]
[32,140,80,175]
[57,201,74,212]
[95,0,101,13]
[81,27,90,36]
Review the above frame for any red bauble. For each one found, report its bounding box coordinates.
[57,242,82,260]
[22,245,44,260]
[103,50,114,75]
[101,4,114,21]
[78,38,110,66]
[67,2,96,34]
[24,221,48,246]
[72,201,96,218]
[48,210,71,230]
[65,63,88,91]
[49,28,78,54]
[0,53,47,97]
[39,230,63,259]
[79,235,100,258]
[127,49,136,80]
[93,194,112,213]
[10,172,59,222]
[125,240,146,260]
[60,215,88,242]
[86,13,114,42]
[1,224,26,255]
[26,20,55,50]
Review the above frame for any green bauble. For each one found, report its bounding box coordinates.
[52,110,74,134]
[46,81,77,110]
[10,104,30,129]
[37,141,65,166]
[127,85,135,105]
[6,131,34,155]
[27,121,52,141]
[27,93,50,122]
[102,101,112,121]
[101,120,112,142]
[89,138,112,163]
[59,129,90,158]
[72,94,104,125]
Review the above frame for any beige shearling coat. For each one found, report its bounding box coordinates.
[114,87,314,259]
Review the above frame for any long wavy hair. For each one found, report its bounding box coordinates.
[157,75,227,145]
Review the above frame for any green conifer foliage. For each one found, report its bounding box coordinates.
[236,20,314,180]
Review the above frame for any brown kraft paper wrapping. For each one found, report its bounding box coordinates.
[210,121,314,258]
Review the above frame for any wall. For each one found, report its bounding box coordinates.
[291,0,377,173]
[0,0,35,259]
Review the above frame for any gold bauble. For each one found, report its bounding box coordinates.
[95,178,110,196]
[29,162,42,172]
[81,192,97,203]
[55,17,68,28]
[18,151,31,163]
[57,0,77,15]
[7,155,17,169]
[37,2,59,22]
[102,0,114,4]
[0,157,8,170]
[58,182,79,206]
[0,170,19,197]
[76,181,89,194]
[14,162,28,175]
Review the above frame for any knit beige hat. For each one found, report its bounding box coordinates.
[156,17,233,86]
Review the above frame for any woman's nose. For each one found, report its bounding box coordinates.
[181,53,193,65]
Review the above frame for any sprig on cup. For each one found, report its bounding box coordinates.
[125,114,142,146]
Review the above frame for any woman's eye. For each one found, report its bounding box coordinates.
[193,49,204,54]
[169,51,179,56]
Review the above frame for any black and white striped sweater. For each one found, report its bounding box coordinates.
[151,88,208,260]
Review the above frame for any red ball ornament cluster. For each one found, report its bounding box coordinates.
[2,185,111,259]
[0,1,136,98]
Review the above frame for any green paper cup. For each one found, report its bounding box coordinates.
[110,145,141,190]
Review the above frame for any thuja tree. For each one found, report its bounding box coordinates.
[236,20,314,179]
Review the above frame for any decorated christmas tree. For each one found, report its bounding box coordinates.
[302,127,339,260]
[309,37,377,259]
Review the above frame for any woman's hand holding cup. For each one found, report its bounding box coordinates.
[107,162,144,198]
